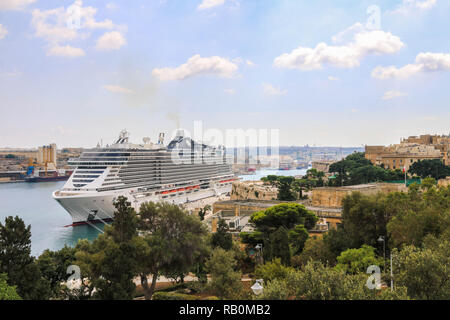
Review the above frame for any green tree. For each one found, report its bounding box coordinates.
[324,192,391,258]
[136,202,208,300]
[0,216,51,300]
[242,204,317,266]
[261,175,279,186]
[262,260,409,300]
[250,203,318,233]
[295,237,335,267]
[73,237,108,299]
[206,248,242,299]
[335,245,384,274]
[36,246,77,299]
[94,237,138,299]
[409,159,450,180]
[0,273,21,300]
[328,152,404,186]
[239,230,264,248]
[277,176,296,201]
[198,204,211,221]
[211,219,233,251]
[109,196,138,243]
[74,197,139,300]
[420,177,436,190]
[387,184,449,248]
[288,224,309,255]
[292,179,312,199]
[392,233,450,300]
[259,261,409,300]
[255,258,293,282]
[268,227,291,266]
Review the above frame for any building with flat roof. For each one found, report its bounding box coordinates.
[209,199,343,236]
[365,134,449,170]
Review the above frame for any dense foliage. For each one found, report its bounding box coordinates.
[261,169,325,200]
[328,152,405,186]
[0,180,448,300]
[241,203,317,265]
[409,159,450,180]
[211,219,233,251]
[259,260,409,300]
[0,216,52,300]
[205,248,242,299]
[0,273,21,300]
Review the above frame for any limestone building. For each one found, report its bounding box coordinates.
[365,134,449,170]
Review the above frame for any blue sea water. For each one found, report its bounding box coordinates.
[0,181,104,257]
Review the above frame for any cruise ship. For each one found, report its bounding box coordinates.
[53,130,235,224]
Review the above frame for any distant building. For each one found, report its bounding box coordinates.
[311,160,335,173]
[37,143,57,166]
[311,183,408,208]
[438,177,450,187]
[210,199,343,236]
[365,134,449,170]
[231,181,278,201]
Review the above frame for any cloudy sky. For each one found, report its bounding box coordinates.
[0,0,449,148]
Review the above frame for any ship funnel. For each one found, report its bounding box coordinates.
[175,129,185,138]
[143,137,151,144]
[115,130,129,144]
[158,133,165,145]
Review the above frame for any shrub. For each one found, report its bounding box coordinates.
[202,296,220,300]
[186,281,206,294]
[152,291,199,300]
[255,258,293,282]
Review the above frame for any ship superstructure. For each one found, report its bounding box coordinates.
[53,130,235,224]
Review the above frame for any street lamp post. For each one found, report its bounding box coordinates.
[377,236,386,270]
[251,279,264,296]
[390,253,394,292]
[255,243,263,265]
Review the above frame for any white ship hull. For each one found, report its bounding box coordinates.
[53,185,231,224]
[53,130,235,224]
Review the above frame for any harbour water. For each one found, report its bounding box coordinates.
[0,168,307,257]
[0,181,104,257]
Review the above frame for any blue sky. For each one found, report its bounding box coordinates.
[0,0,449,148]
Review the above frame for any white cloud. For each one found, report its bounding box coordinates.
[262,83,287,96]
[32,8,79,44]
[382,90,407,100]
[372,52,450,79]
[246,60,255,67]
[32,3,117,43]
[31,1,124,56]
[198,0,226,10]
[0,0,36,10]
[331,22,365,44]
[391,0,437,14]
[0,24,8,39]
[102,85,133,94]
[274,25,404,70]
[95,31,126,50]
[328,76,340,81]
[47,45,85,57]
[152,55,239,81]
[82,6,115,29]
[224,88,236,95]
